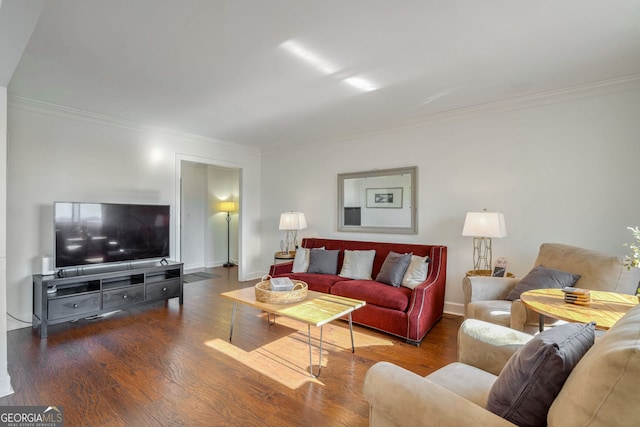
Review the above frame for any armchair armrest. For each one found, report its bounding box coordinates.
[458,319,533,376]
[462,276,520,317]
[363,362,515,427]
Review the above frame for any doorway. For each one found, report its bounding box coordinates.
[179,160,240,273]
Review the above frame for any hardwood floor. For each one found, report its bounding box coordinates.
[1,267,463,426]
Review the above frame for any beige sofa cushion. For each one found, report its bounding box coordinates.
[548,304,640,427]
[426,362,497,407]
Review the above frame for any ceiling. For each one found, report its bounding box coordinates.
[6,0,640,150]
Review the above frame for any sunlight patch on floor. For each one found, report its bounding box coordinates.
[205,336,323,389]
[204,315,394,389]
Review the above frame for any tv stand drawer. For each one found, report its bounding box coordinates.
[146,278,181,300]
[103,285,145,310]
[48,293,101,320]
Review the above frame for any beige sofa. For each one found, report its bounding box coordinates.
[363,303,640,426]
[463,243,640,333]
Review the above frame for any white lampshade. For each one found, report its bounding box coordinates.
[279,212,307,231]
[462,212,507,238]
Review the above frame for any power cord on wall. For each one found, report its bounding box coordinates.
[7,312,31,324]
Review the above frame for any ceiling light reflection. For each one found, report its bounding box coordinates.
[280,40,337,75]
[280,39,379,92]
[343,77,378,92]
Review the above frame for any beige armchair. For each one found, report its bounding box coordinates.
[363,305,640,426]
[463,243,640,333]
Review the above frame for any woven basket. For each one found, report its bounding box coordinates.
[255,275,308,304]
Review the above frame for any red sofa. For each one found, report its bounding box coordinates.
[269,238,447,345]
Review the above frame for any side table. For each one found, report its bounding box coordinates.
[274,251,296,265]
[465,269,514,278]
[521,288,638,332]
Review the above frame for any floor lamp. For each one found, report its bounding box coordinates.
[220,201,236,267]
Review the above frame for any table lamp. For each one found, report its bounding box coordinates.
[462,210,507,272]
[279,212,307,253]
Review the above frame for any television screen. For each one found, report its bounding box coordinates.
[54,202,170,269]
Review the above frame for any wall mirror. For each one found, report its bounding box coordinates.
[338,166,417,234]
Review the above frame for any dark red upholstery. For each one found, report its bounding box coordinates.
[269,238,447,344]
[281,273,338,294]
[331,280,411,311]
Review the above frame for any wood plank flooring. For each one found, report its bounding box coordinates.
[1,267,463,426]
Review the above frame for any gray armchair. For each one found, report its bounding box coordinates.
[363,305,640,426]
[463,243,640,333]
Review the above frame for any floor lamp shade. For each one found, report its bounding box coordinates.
[462,211,507,271]
[279,212,307,252]
[219,201,236,212]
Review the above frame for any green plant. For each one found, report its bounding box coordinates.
[623,226,640,296]
[624,226,640,269]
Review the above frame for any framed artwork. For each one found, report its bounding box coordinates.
[366,187,403,208]
[492,257,509,277]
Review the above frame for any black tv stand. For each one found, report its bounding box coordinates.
[33,260,183,339]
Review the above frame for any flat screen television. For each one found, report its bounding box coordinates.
[54,202,170,269]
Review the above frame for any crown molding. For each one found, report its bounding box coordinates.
[7,96,260,157]
[263,73,640,154]
[9,73,640,156]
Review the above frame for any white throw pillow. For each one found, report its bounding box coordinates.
[292,248,310,273]
[401,255,430,289]
[339,249,376,280]
[291,247,324,273]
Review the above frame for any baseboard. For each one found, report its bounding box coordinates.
[0,372,13,398]
[444,301,464,317]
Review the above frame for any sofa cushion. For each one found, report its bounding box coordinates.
[292,248,311,273]
[505,265,581,301]
[292,247,324,272]
[307,249,340,274]
[339,249,376,280]
[276,273,342,294]
[376,251,412,287]
[331,279,412,311]
[486,322,595,427]
[401,255,430,289]
[427,362,498,408]
[548,304,640,426]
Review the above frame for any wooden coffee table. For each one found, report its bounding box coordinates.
[520,288,638,331]
[220,286,365,378]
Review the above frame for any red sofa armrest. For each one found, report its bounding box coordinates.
[404,246,447,343]
[269,262,293,276]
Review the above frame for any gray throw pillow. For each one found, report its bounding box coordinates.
[376,251,412,287]
[505,265,581,301]
[486,322,595,427]
[306,249,340,274]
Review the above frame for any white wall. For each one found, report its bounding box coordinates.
[0,86,12,397]
[181,161,207,271]
[260,80,640,315]
[6,98,263,330]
